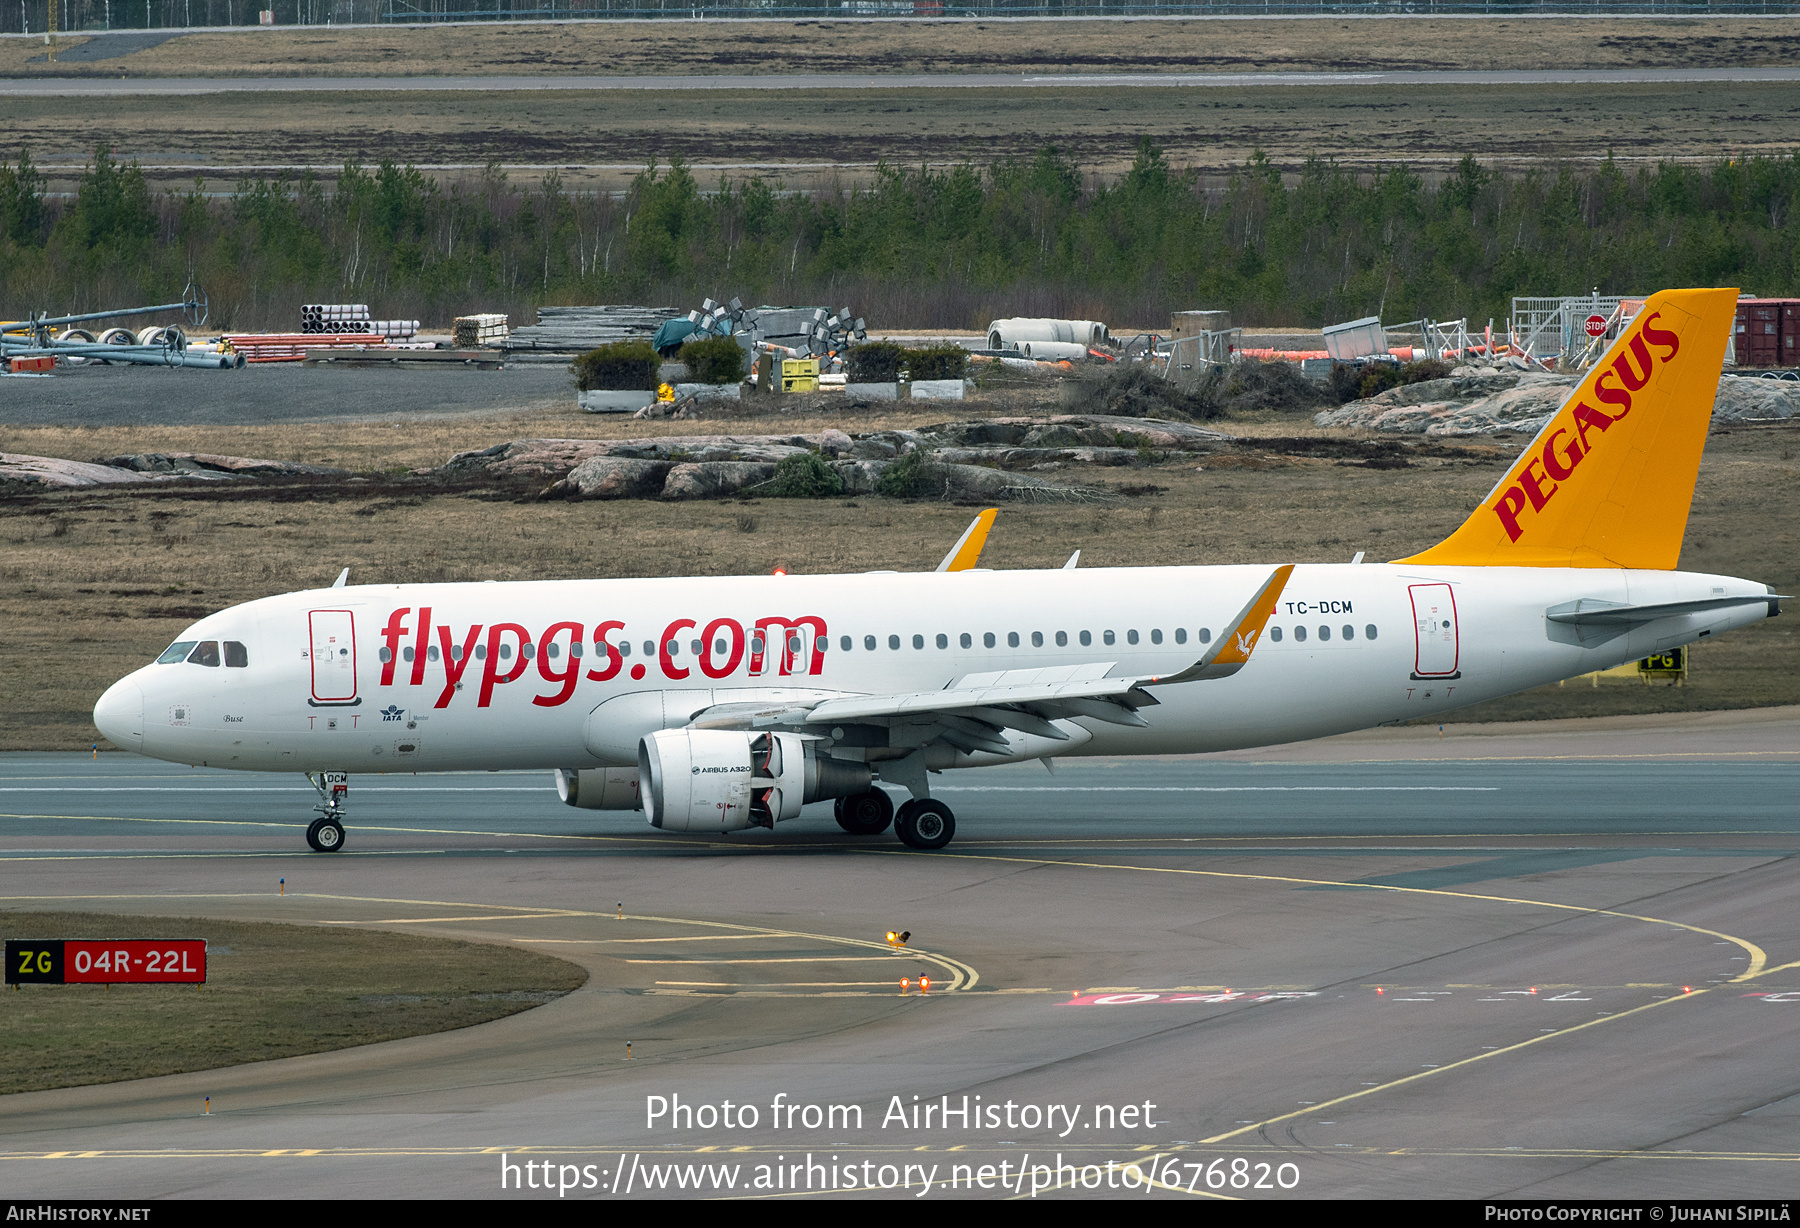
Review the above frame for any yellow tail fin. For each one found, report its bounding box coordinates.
[1396,287,1737,570]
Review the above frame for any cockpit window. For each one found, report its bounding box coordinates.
[187,641,221,668]
[224,641,248,668]
[157,641,197,664]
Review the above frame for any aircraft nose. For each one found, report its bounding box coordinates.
[94,677,145,749]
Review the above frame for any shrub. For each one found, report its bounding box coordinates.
[845,341,906,383]
[571,340,659,392]
[905,344,969,382]
[761,452,845,499]
[874,447,939,499]
[1342,357,1456,403]
[679,334,747,385]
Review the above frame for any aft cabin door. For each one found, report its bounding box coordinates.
[1409,584,1460,679]
[309,609,359,704]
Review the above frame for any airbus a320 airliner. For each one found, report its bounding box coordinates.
[92,288,1779,853]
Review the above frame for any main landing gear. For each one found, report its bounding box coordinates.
[305,771,349,853]
[834,788,957,850]
[894,799,955,851]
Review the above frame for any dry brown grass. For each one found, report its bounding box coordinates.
[6,18,1797,79]
[15,79,1800,196]
[4,410,1796,750]
[0,911,586,1095]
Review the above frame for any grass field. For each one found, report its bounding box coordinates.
[2,406,1795,750]
[0,911,587,1095]
[5,17,1798,79]
[16,79,1799,196]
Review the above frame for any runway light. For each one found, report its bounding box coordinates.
[626,1041,633,1060]
[772,567,787,577]
[1684,986,1693,994]
[886,930,910,951]
[203,1097,211,1115]
[1531,988,1538,995]
[279,877,284,897]
[1376,987,1384,995]
[616,901,623,920]
[900,978,911,995]
[921,976,931,995]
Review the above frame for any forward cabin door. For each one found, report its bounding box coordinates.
[309,609,359,704]
[1409,584,1460,679]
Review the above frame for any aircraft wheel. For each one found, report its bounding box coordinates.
[894,799,955,851]
[306,817,346,853]
[834,788,894,835]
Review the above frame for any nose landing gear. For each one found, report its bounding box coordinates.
[305,771,349,853]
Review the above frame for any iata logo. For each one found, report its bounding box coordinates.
[1491,311,1680,542]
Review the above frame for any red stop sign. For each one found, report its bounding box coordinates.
[1584,314,1608,337]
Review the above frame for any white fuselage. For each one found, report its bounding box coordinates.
[93,563,1771,777]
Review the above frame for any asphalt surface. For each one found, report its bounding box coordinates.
[1,360,576,426]
[3,709,1799,1200]
[4,67,1799,96]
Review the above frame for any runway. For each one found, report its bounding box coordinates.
[3,710,1799,1200]
[4,66,1799,97]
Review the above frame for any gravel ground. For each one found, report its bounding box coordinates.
[0,361,578,427]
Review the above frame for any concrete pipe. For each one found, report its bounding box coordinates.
[986,318,1112,351]
[55,329,97,365]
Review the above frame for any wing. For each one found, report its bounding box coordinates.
[684,565,1293,761]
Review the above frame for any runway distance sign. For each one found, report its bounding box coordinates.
[6,939,207,984]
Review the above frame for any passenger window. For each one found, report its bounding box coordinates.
[549,643,561,658]
[1198,628,1212,643]
[402,646,414,663]
[1342,625,1354,641]
[1150,629,1162,645]
[865,635,877,651]
[224,641,248,668]
[959,633,972,649]
[1174,628,1187,645]
[983,632,995,648]
[714,639,725,656]
[1055,631,1068,647]
[157,641,197,664]
[664,641,679,657]
[476,645,487,660]
[571,642,583,658]
[840,636,852,652]
[521,643,534,659]
[1270,627,1283,643]
[500,644,514,660]
[1318,625,1331,642]
[1366,624,1379,641]
[620,640,633,657]
[1007,632,1020,648]
[1102,630,1115,646]
[642,641,654,657]
[814,636,827,653]
[936,633,949,649]
[450,644,463,661]
[690,640,703,655]
[889,634,901,650]
[378,647,392,664]
[1079,631,1092,647]
[787,635,802,653]
[912,634,925,650]
[1031,631,1043,647]
[188,641,221,667]
[1126,630,1139,645]
[1294,626,1307,643]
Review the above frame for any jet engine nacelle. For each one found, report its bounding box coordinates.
[638,729,872,833]
[554,767,641,810]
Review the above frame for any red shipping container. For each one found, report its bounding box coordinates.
[1734,299,1796,367]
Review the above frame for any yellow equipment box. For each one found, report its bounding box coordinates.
[781,357,819,393]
